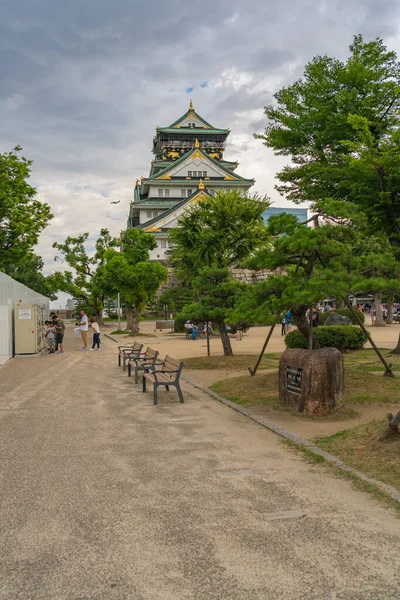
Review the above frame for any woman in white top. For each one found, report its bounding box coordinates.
[90,317,101,351]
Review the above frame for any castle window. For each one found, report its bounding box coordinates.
[188,171,192,177]
[164,189,170,197]
[161,239,167,248]
[202,171,207,177]
[152,211,158,217]
[187,189,193,196]
[158,189,163,197]
[146,210,152,218]
[181,189,186,197]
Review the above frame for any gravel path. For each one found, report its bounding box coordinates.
[0,326,399,599]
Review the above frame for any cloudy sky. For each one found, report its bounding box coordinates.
[2,0,400,304]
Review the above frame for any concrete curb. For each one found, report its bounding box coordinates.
[104,333,120,343]
[182,375,400,504]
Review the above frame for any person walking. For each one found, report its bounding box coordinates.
[89,317,101,351]
[77,310,89,350]
[284,310,293,334]
[53,315,65,354]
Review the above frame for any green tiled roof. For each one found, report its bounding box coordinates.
[157,127,229,135]
[168,109,216,130]
[137,189,213,231]
[133,199,180,208]
[146,147,254,183]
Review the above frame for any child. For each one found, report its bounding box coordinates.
[90,317,101,351]
[45,321,56,354]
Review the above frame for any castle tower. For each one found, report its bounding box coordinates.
[128,100,254,261]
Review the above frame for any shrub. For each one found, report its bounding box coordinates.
[174,313,188,333]
[285,326,367,351]
[319,308,365,325]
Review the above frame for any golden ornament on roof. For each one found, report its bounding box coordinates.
[198,179,205,190]
[189,99,194,111]
[194,138,200,148]
[135,178,140,186]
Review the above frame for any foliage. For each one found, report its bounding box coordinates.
[180,267,247,355]
[51,228,119,317]
[231,207,400,346]
[174,313,188,333]
[169,190,270,281]
[101,228,168,334]
[319,308,366,324]
[6,252,58,299]
[257,34,400,251]
[0,147,54,294]
[158,285,195,314]
[285,326,367,351]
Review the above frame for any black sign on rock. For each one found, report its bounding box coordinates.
[286,366,302,395]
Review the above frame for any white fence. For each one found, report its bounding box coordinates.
[0,273,50,365]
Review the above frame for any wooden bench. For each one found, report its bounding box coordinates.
[118,341,143,372]
[128,347,159,384]
[142,355,184,405]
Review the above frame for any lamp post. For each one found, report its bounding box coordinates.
[117,293,121,331]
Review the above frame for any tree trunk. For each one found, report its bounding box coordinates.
[130,303,141,335]
[96,307,105,327]
[126,304,134,332]
[375,294,385,327]
[387,297,394,325]
[390,332,400,355]
[219,322,233,356]
[336,298,344,309]
[292,305,320,349]
[380,411,400,440]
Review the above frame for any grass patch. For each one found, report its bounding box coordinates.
[210,368,400,414]
[315,420,400,491]
[183,354,279,371]
[343,348,400,372]
[281,437,400,513]
[211,372,280,408]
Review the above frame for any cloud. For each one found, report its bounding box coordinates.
[1,0,400,307]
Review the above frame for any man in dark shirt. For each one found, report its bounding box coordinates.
[54,316,65,354]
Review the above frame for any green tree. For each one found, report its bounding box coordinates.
[101,228,168,334]
[52,228,119,322]
[181,267,246,356]
[0,146,53,289]
[257,35,400,237]
[257,34,400,349]
[158,285,195,315]
[7,252,58,299]
[231,204,400,355]
[169,190,270,281]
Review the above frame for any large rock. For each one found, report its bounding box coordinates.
[279,348,344,416]
[325,312,352,326]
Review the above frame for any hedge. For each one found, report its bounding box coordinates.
[285,326,367,351]
[319,308,365,325]
[174,313,187,333]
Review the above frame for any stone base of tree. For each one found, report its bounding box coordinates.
[279,348,344,416]
[380,411,400,440]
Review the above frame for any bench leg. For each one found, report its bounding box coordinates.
[118,354,121,367]
[176,383,184,404]
[165,384,169,391]
[122,356,126,372]
[153,383,159,405]
[143,375,147,392]
[128,362,131,377]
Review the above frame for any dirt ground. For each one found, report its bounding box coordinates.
[1,325,400,599]
[113,320,400,440]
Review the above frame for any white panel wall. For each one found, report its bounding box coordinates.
[0,272,50,365]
